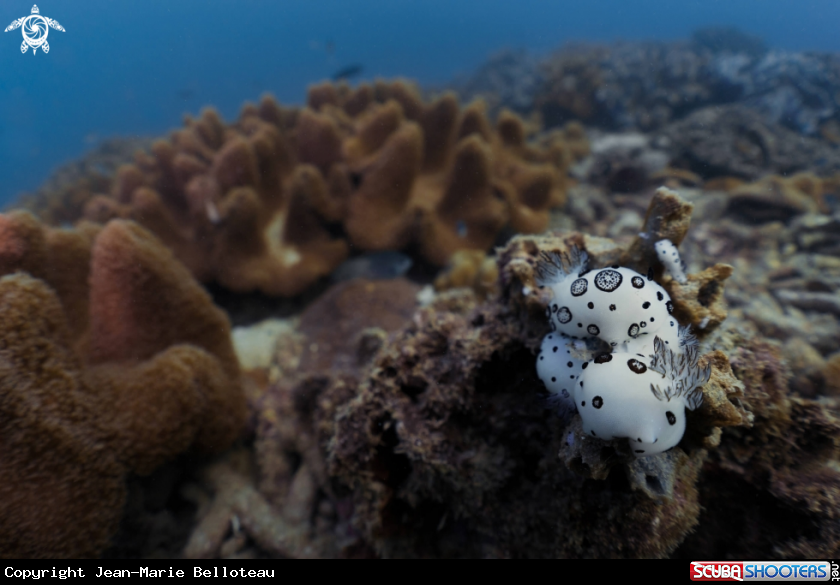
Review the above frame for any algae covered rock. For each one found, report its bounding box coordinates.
[322,189,747,557]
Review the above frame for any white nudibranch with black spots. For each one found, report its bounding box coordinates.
[534,247,710,457]
[536,248,681,355]
[536,332,589,418]
[654,238,688,284]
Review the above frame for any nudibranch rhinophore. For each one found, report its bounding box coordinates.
[654,238,688,285]
[535,247,710,457]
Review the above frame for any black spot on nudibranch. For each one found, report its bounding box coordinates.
[642,301,650,309]
[567,361,573,368]
[666,301,674,314]
[609,304,616,311]
[552,303,558,312]
[635,449,645,453]
[570,278,588,296]
[581,362,588,369]
[594,269,623,292]
[627,359,647,374]
[592,396,603,408]
[628,323,640,338]
[640,321,647,328]
[594,353,613,364]
[587,302,594,309]
[657,291,664,301]
[558,307,572,324]
[631,276,645,289]
[587,324,600,336]
[666,411,677,425]
[551,377,556,382]
[581,401,586,407]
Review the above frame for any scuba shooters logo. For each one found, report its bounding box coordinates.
[691,561,834,581]
[5,4,64,54]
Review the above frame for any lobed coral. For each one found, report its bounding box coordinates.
[29,80,582,297]
[0,211,246,558]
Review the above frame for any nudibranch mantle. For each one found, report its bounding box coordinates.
[535,248,710,457]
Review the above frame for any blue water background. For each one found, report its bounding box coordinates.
[1,0,839,205]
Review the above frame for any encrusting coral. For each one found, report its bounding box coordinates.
[27,80,583,297]
[0,211,246,558]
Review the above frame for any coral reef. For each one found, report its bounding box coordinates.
[12,137,155,226]
[712,50,840,136]
[690,26,767,58]
[573,131,670,193]
[0,211,246,558]
[457,37,840,140]
[11,30,840,560]
[444,48,544,116]
[24,80,583,297]
[657,106,840,181]
[535,41,717,131]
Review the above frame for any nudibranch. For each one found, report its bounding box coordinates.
[535,247,710,457]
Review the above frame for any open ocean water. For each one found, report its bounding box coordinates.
[2,0,840,205]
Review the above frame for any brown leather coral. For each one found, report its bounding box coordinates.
[0,212,246,558]
[59,80,583,295]
[310,81,569,265]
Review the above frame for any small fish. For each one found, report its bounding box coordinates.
[332,64,363,81]
[331,251,413,283]
[456,220,468,238]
